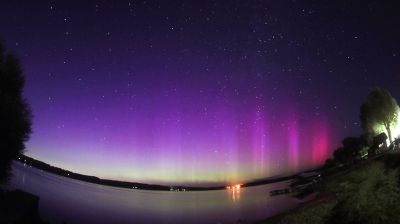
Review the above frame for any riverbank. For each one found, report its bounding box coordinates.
[258,152,400,224]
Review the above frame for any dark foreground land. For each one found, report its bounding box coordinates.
[259,152,400,224]
[0,189,47,224]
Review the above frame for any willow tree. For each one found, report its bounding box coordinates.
[360,88,399,144]
[0,42,32,183]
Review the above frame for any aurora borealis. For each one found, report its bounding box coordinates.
[0,1,399,185]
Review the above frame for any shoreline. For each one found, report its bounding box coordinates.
[16,154,300,192]
[258,152,400,224]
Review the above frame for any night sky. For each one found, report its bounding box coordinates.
[0,1,399,185]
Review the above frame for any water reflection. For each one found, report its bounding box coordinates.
[6,162,300,224]
[231,187,240,201]
[226,184,242,202]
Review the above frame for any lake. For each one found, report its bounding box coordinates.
[5,162,303,224]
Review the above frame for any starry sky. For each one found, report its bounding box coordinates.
[0,0,399,185]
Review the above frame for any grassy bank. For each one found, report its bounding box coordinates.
[259,152,400,224]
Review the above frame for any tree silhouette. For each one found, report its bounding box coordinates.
[360,88,399,143]
[332,136,365,165]
[0,42,32,183]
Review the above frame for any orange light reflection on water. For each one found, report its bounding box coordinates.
[226,184,242,201]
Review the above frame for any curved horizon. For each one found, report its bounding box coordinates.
[1,1,398,185]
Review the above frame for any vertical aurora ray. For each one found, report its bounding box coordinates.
[0,1,375,185]
[214,104,240,182]
[287,113,299,172]
[251,105,267,176]
[312,121,329,165]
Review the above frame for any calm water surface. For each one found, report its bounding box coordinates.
[6,162,303,224]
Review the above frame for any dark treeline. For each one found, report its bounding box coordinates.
[324,87,400,169]
[0,42,32,184]
[0,42,41,223]
[17,154,226,191]
[18,153,306,191]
